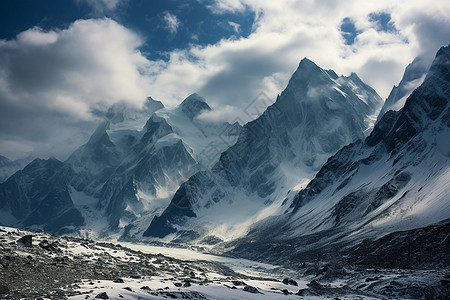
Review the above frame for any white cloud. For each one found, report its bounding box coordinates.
[206,0,247,14]
[163,12,180,34]
[2,1,450,160]
[143,0,450,111]
[228,21,241,34]
[196,105,242,123]
[0,18,152,159]
[75,0,122,14]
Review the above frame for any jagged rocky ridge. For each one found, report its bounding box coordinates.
[0,95,241,238]
[376,56,429,122]
[145,58,383,240]
[0,155,29,183]
[230,45,450,268]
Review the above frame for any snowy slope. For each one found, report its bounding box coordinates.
[0,158,84,233]
[232,44,450,265]
[145,58,383,242]
[154,93,242,167]
[11,225,445,300]
[89,93,241,237]
[0,94,240,238]
[67,97,165,194]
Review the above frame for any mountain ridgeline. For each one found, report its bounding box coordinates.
[144,58,383,240]
[0,45,449,270]
[230,45,450,268]
[0,94,241,238]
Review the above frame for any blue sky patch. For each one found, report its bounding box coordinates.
[368,12,397,33]
[0,0,256,61]
[340,17,360,45]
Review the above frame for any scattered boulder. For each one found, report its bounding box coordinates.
[243,285,260,294]
[316,264,348,279]
[282,278,298,286]
[123,287,132,292]
[140,286,151,291]
[39,240,60,252]
[113,279,124,283]
[174,282,182,287]
[95,292,109,299]
[365,277,380,282]
[232,280,246,286]
[183,281,191,287]
[295,289,307,296]
[17,235,33,247]
[224,284,237,289]
[281,289,291,295]
[308,279,324,290]
[0,282,9,294]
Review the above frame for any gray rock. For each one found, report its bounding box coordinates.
[243,285,260,293]
[282,278,298,286]
[95,292,109,299]
[0,281,9,294]
[39,240,60,252]
[17,235,33,247]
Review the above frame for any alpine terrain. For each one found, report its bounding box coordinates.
[230,45,450,270]
[0,94,241,239]
[144,58,383,242]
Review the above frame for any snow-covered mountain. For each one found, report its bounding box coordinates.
[231,45,450,266]
[0,155,29,183]
[377,56,429,122]
[144,58,383,242]
[0,158,83,233]
[0,94,241,238]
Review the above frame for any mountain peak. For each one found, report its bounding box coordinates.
[179,93,211,120]
[436,44,450,59]
[297,57,321,72]
[180,93,208,105]
[145,96,165,112]
[349,72,362,82]
[423,44,450,83]
[377,56,429,122]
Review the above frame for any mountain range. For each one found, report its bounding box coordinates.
[230,45,450,268]
[144,58,383,242]
[0,44,448,268]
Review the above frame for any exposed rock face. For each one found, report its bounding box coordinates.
[17,235,32,247]
[95,292,109,299]
[145,58,383,241]
[0,158,84,234]
[377,56,429,122]
[179,93,211,120]
[0,94,240,238]
[230,45,450,269]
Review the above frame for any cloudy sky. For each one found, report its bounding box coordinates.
[0,0,449,160]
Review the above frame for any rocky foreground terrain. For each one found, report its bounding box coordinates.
[0,226,449,299]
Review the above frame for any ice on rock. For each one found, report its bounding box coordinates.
[145,57,383,242]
